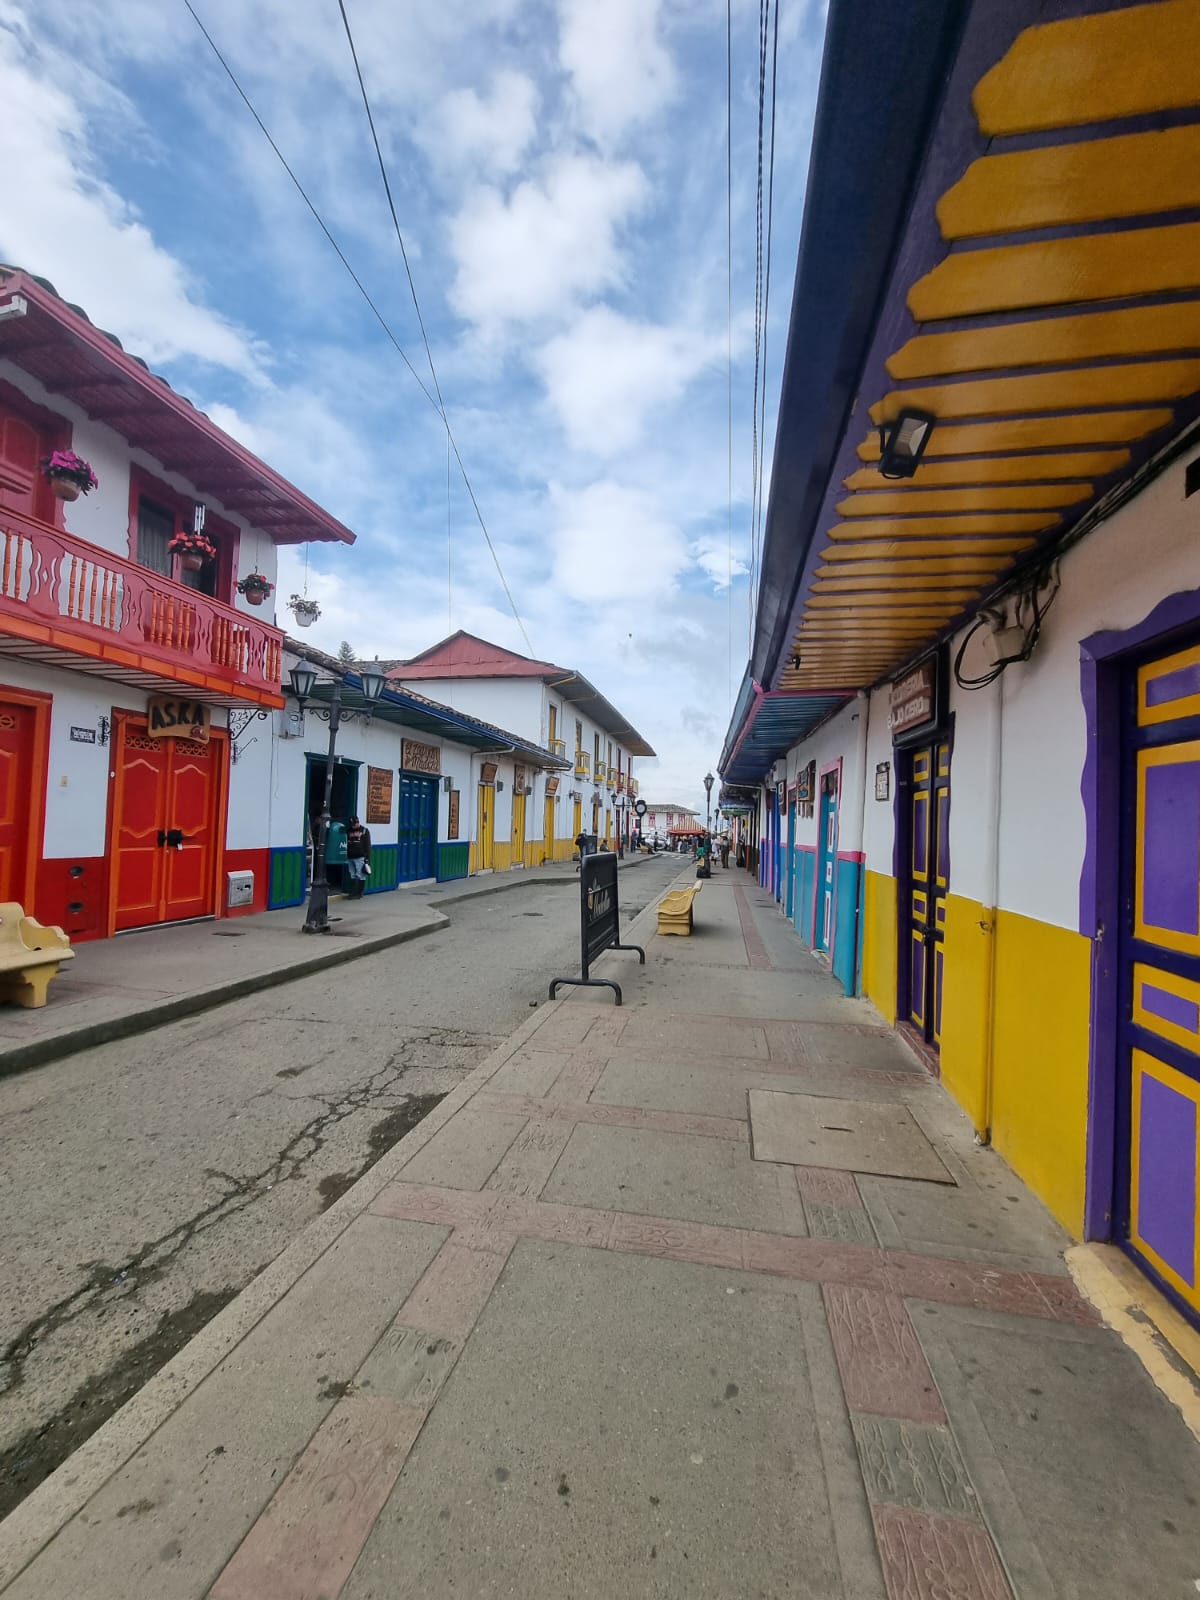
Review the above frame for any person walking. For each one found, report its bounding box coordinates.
[345,815,372,898]
[719,834,731,869]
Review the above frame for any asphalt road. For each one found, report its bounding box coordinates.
[0,858,682,1517]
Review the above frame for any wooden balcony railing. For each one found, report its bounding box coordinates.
[575,751,590,776]
[0,506,284,701]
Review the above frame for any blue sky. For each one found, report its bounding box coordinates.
[0,0,826,811]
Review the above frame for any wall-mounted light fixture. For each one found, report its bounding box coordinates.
[877,408,936,480]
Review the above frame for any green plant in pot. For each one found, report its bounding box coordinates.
[237,572,274,606]
[41,450,99,503]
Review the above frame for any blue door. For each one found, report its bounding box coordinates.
[814,776,839,954]
[397,774,437,882]
[785,801,796,920]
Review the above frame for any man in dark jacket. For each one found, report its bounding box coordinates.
[346,815,372,898]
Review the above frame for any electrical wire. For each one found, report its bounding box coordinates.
[182,0,533,656]
[335,0,534,658]
[755,0,780,583]
[748,0,768,625]
[952,562,1062,690]
[727,0,735,706]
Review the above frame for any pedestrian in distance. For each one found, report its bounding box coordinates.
[719,835,731,869]
[345,815,372,898]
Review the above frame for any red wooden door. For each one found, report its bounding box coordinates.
[0,397,60,523]
[0,700,39,903]
[111,720,222,931]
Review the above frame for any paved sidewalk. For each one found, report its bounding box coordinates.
[2,870,1198,1598]
[0,854,653,1077]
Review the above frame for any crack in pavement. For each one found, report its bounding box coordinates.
[0,1032,464,1398]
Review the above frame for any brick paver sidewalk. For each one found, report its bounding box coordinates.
[2,872,1197,1597]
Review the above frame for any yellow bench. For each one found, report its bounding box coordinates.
[0,903,74,1008]
[657,883,701,936]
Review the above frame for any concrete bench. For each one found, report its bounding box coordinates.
[657,883,701,936]
[0,903,74,1008]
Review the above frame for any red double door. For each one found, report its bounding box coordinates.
[109,715,225,932]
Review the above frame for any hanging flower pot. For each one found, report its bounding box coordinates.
[288,594,321,628]
[41,450,98,502]
[179,552,204,573]
[238,573,274,607]
[169,532,218,573]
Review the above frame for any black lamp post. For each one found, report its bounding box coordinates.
[291,657,387,934]
[703,770,714,835]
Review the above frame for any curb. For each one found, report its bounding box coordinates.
[0,910,449,1081]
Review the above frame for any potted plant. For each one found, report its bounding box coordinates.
[168,531,218,573]
[40,450,98,502]
[288,594,321,628]
[237,572,274,607]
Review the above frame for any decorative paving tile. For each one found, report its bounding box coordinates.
[608,1213,747,1271]
[209,1397,426,1600]
[872,1504,1013,1600]
[485,1118,573,1198]
[805,1202,879,1247]
[824,1285,946,1424]
[355,1326,463,1409]
[547,1050,609,1101]
[887,1255,1063,1321]
[733,884,774,970]
[394,1240,514,1339]
[742,1232,892,1289]
[797,1166,864,1209]
[369,1181,493,1230]
[852,1416,980,1521]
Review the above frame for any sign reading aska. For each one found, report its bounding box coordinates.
[401,739,441,775]
[147,696,211,743]
[366,766,393,825]
[888,659,937,741]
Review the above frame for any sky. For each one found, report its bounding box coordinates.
[0,0,827,817]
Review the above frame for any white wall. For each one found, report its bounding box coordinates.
[782,696,870,856]
[397,677,542,742]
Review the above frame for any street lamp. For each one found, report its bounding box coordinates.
[703,770,714,834]
[290,657,388,934]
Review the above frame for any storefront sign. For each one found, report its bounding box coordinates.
[366,766,393,825]
[401,738,440,775]
[514,763,526,795]
[875,761,891,801]
[480,761,498,785]
[888,659,937,740]
[147,696,211,742]
[448,789,460,838]
[69,726,96,744]
[796,762,815,804]
[545,777,560,797]
[776,781,786,805]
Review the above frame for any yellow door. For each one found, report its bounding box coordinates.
[605,810,612,845]
[512,789,526,867]
[592,800,599,836]
[543,795,556,863]
[477,784,494,870]
[572,797,582,844]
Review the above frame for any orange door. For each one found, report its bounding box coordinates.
[0,698,44,904]
[111,719,223,931]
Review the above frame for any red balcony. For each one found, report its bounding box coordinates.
[0,506,283,706]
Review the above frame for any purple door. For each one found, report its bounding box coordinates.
[1118,639,1200,1324]
[906,740,950,1047]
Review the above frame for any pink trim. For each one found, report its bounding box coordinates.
[793,843,817,854]
[836,849,865,865]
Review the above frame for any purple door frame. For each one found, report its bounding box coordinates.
[1079,584,1200,1241]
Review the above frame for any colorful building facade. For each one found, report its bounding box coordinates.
[390,632,653,868]
[720,0,1200,1328]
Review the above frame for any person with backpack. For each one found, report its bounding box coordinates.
[345,815,372,898]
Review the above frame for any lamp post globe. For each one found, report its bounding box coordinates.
[703,770,714,833]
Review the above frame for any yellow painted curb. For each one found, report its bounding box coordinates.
[1066,1243,1200,1445]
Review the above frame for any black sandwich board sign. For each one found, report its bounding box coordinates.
[549,850,644,1005]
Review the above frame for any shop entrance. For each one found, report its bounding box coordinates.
[109,714,225,932]
[813,772,839,954]
[397,773,437,882]
[901,739,951,1048]
[0,690,48,910]
[477,783,495,870]
[305,756,358,891]
[1115,637,1200,1324]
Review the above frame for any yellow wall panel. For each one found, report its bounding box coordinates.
[839,485,1089,516]
[824,537,1036,562]
[493,841,512,872]
[862,871,898,1026]
[873,360,1200,425]
[938,127,1200,240]
[939,894,993,1134]
[857,412,1169,459]
[845,451,1129,487]
[909,224,1200,323]
[990,908,1092,1236]
[973,2,1200,136]
[826,514,1057,540]
[468,841,477,874]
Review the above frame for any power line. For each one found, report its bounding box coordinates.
[334,0,533,657]
[726,0,734,710]
[182,0,533,656]
[756,0,780,587]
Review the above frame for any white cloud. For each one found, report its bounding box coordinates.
[538,305,723,455]
[558,0,677,145]
[448,154,647,334]
[691,536,748,592]
[427,70,539,177]
[0,21,261,379]
[550,481,687,601]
